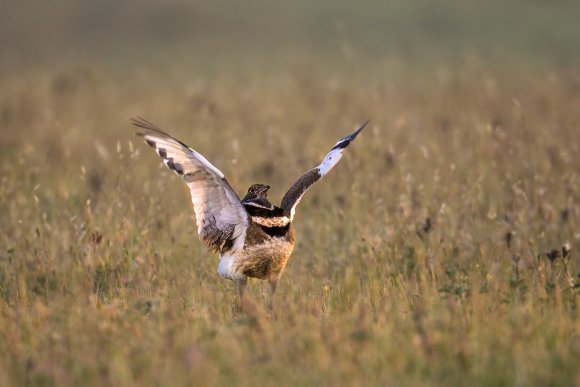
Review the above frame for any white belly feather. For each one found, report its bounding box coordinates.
[217,251,244,280]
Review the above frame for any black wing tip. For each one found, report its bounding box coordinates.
[131,117,195,153]
[331,120,369,150]
[351,120,369,138]
[359,119,370,131]
[130,116,171,136]
[130,116,150,128]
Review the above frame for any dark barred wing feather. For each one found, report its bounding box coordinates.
[132,117,248,253]
[280,121,368,220]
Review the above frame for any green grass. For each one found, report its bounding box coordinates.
[0,64,579,386]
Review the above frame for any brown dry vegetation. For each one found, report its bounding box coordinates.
[0,63,579,386]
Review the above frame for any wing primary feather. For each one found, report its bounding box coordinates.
[331,120,369,150]
[280,168,321,219]
[132,117,193,150]
[281,121,368,220]
[132,117,249,253]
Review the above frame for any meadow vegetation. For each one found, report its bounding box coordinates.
[0,63,578,386]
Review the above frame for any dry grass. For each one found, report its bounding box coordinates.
[0,64,579,386]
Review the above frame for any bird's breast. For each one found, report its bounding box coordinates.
[235,236,295,280]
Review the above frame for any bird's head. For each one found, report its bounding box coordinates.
[246,184,271,199]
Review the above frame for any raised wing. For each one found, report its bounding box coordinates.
[132,117,249,253]
[280,121,368,221]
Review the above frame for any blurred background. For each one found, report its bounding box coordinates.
[2,0,580,76]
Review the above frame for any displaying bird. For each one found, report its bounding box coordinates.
[133,118,367,309]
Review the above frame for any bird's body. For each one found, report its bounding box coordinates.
[133,118,367,307]
[220,223,295,280]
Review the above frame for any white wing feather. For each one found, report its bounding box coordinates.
[280,121,368,220]
[133,118,248,253]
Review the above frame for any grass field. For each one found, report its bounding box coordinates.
[0,64,578,386]
[1,1,580,385]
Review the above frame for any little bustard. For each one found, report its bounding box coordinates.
[133,118,367,309]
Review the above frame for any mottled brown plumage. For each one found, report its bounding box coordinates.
[235,223,295,280]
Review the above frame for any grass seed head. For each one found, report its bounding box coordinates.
[560,208,570,223]
[562,242,572,259]
[504,231,514,250]
[547,249,561,263]
[423,217,433,233]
